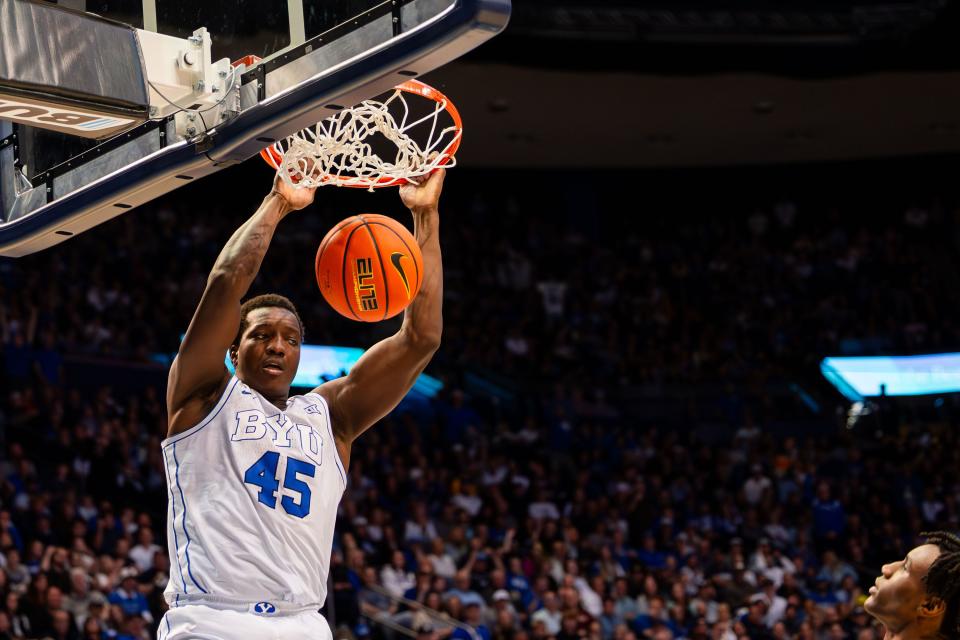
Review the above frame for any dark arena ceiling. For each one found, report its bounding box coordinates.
[469,0,959,74]
[417,0,960,167]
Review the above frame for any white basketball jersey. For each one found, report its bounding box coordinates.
[161,376,346,611]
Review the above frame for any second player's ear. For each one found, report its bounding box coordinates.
[919,596,946,618]
[229,347,238,367]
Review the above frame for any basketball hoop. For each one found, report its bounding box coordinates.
[260,80,462,190]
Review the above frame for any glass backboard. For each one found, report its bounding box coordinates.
[12,0,397,179]
[86,0,402,62]
[0,0,510,256]
[10,0,430,179]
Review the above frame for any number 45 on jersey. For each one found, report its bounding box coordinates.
[244,452,315,518]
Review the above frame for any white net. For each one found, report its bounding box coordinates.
[268,85,461,190]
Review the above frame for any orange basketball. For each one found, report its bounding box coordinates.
[315,214,424,322]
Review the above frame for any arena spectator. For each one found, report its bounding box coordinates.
[451,602,491,640]
[531,592,561,636]
[5,592,32,637]
[107,567,152,623]
[359,566,397,626]
[128,528,161,574]
[382,550,416,599]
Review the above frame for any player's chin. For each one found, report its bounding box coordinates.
[250,370,293,395]
[266,372,295,391]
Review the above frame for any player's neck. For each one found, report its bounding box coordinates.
[244,380,289,410]
[882,621,946,640]
[263,393,289,411]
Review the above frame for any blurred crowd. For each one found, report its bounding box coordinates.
[3,168,959,386]
[0,166,958,639]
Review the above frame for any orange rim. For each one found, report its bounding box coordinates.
[259,79,462,188]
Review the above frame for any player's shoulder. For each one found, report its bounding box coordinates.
[166,371,237,439]
[287,389,329,414]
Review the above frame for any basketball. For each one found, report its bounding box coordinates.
[315,214,424,322]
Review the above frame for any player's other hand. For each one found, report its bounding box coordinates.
[271,172,317,211]
[400,165,446,213]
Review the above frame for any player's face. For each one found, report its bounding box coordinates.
[234,307,302,398]
[864,544,940,625]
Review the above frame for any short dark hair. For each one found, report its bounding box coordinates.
[233,293,305,348]
[921,531,960,638]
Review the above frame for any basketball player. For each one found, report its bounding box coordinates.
[864,531,960,639]
[158,167,445,639]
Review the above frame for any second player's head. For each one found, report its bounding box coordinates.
[230,293,304,399]
[864,531,960,639]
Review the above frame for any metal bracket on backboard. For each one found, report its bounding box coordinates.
[140,27,234,123]
[3,126,19,171]
[393,0,404,36]
[14,169,32,198]
[0,128,32,200]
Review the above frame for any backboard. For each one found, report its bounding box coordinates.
[0,0,510,256]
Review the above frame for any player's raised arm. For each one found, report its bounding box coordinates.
[166,177,316,436]
[316,168,445,455]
